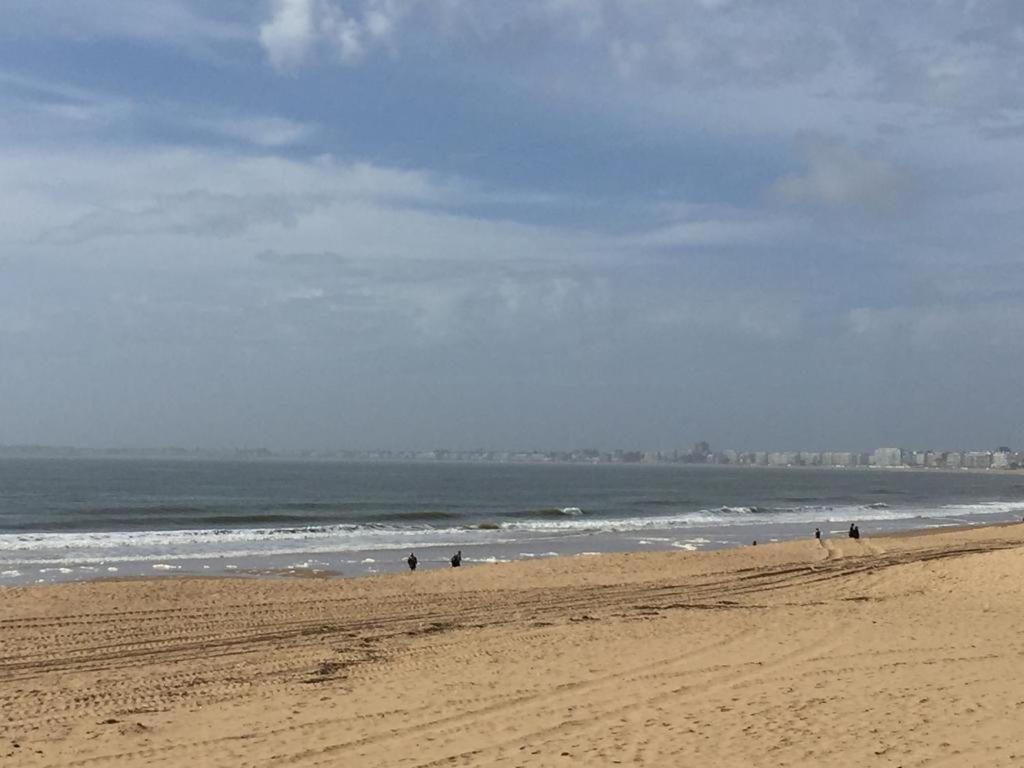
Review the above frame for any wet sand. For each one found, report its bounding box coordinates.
[3,523,1024,766]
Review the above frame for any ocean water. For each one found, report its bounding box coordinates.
[2,458,1023,585]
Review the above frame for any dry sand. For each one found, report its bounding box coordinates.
[3,524,1024,767]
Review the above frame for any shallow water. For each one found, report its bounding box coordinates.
[2,458,1022,584]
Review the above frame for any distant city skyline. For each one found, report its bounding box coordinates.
[2,441,1021,471]
[3,3,1024,450]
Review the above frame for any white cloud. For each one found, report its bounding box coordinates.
[42,190,327,243]
[0,72,135,131]
[0,143,625,313]
[770,142,913,213]
[259,0,401,70]
[0,72,321,152]
[626,217,799,249]
[190,115,317,147]
[259,0,317,70]
[0,147,459,249]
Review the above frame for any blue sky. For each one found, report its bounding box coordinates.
[3,1,1024,451]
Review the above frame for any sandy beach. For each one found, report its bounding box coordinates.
[3,524,1024,767]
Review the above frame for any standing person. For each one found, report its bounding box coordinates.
[849,523,856,539]
[814,527,821,541]
[450,550,462,568]
[406,552,418,571]
[852,524,860,540]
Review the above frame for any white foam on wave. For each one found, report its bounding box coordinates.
[152,563,180,571]
[1,569,21,578]
[0,525,517,567]
[2,499,1021,572]
[670,541,700,551]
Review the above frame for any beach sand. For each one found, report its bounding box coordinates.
[3,524,1024,767]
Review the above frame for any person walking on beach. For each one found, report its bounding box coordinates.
[849,523,856,539]
[814,527,821,541]
[852,524,860,539]
[450,550,462,568]
[406,552,418,571]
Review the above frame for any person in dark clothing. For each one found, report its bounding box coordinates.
[849,523,857,538]
[814,527,821,541]
[450,550,462,568]
[852,524,861,539]
[407,552,418,571]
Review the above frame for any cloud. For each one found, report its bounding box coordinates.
[0,72,134,133]
[0,72,320,152]
[7,3,1024,449]
[0,142,609,276]
[647,291,803,340]
[259,0,317,70]
[246,0,1024,157]
[770,141,914,213]
[845,303,1024,351]
[626,216,799,249]
[189,115,317,147]
[1,0,247,50]
[259,0,399,70]
[43,190,328,243]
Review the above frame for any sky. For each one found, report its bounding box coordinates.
[3,0,1024,452]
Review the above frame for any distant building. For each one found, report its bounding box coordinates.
[718,449,739,464]
[828,451,856,467]
[768,451,797,466]
[799,451,822,466]
[872,447,904,467]
[992,449,1011,469]
[962,451,992,470]
[689,441,711,463]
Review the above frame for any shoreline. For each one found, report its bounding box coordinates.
[4,509,1024,588]
[5,508,1024,589]
[5,516,1021,591]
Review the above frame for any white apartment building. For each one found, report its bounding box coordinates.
[872,447,904,467]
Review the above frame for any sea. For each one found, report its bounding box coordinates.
[2,458,1024,586]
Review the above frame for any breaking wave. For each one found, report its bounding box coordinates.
[2,500,1023,571]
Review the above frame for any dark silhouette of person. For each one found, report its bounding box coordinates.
[407,552,418,571]
[849,523,856,539]
[752,540,757,546]
[451,550,462,568]
[853,524,861,540]
[814,527,821,541]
